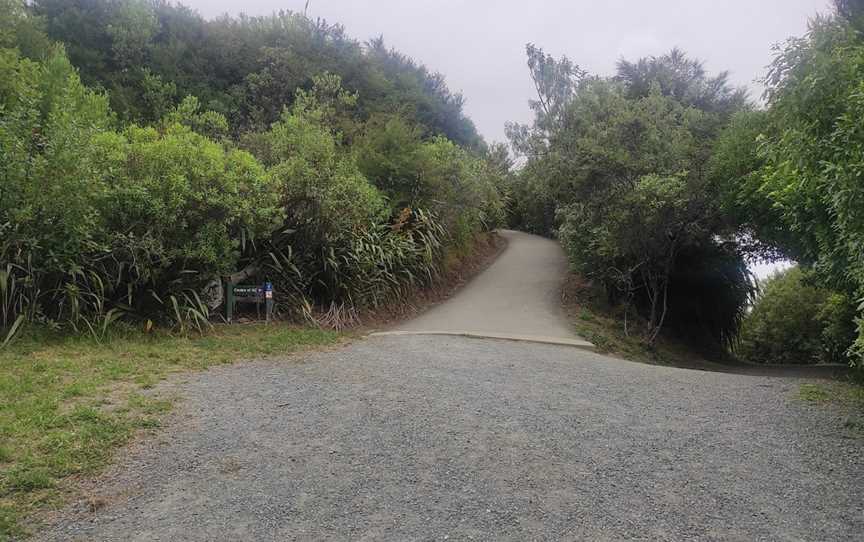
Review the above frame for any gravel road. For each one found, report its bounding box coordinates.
[33,232,863,541]
[36,337,863,541]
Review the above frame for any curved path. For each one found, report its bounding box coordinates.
[36,233,862,541]
[379,230,593,348]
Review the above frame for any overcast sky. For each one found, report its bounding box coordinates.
[185,0,831,144]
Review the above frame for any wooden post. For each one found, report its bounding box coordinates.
[226,280,235,324]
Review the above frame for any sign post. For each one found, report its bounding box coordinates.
[264,282,274,324]
[225,281,275,324]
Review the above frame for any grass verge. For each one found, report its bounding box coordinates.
[0,324,339,539]
[798,382,864,408]
[562,275,731,370]
[798,382,864,437]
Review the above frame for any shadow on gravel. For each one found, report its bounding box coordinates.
[719,363,853,380]
[625,354,852,380]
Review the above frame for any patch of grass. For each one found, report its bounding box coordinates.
[843,418,864,431]
[564,281,653,363]
[797,382,864,408]
[0,323,339,539]
[797,382,864,438]
[799,383,833,403]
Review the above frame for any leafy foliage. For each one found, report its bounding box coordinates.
[508,2,864,365]
[510,49,754,346]
[0,45,281,335]
[616,47,748,115]
[739,268,857,365]
[0,4,509,341]
[30,0,484,149]
[712,5,864,367]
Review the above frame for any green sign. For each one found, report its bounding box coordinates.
[225,281,274,323]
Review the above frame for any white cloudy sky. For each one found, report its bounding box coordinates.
[184,0,831,144]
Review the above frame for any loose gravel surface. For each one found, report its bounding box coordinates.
[36,335,863,541]
[33,232,863,540]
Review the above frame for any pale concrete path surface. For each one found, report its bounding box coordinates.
[376,230,593,349]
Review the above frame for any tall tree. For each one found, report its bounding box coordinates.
[713,4,864,366]
[616,47,748,115]
[509,47,753,346]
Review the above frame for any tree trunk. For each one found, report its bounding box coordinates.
[647,246,676,345]
[648,278,670,345]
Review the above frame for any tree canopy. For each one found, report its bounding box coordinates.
[507,1,864,367]
[709,1,864,365]
[27,0,484,150]
[0,0,508,340]
[508,45,753,348]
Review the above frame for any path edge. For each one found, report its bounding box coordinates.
[369,330,596,351]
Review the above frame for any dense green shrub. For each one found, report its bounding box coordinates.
[510,47,753,346]
[246,81,499,315]
[267,106,387,236]
[818,292,860,364]
[0,6,508,341]
[711,5,864,368]
[2,46,115,335]
[28,0,484,149]
[738,268,857,365]
[559,172,752,347]
[356,118,505,243]
[93,121,280,276]
[1,47,113,259]
[0,0,52,59]
[246,96,390,311]
[1,46,283,335]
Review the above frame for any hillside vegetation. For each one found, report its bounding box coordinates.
[0,1,512,535]
[506,1,864,372]
[0,0,510,343]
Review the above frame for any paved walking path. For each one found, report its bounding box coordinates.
[378,230,593,349]
[35,232,863,541]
